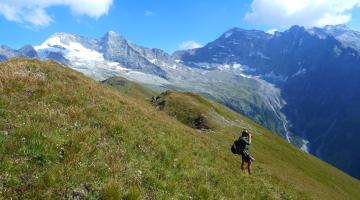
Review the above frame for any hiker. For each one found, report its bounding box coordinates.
[238,129,255,175]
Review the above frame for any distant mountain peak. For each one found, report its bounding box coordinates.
[225,27,245,32]
[50,32,81,39]
[221,27,244,38]
[18,45,38,58]
[217,27,270,42]
[102,30,125,40]
[107,30,119,36]
[222,27,269,37]
[307,24,360,52]
[287,25,306,33]
[0,45,13,50]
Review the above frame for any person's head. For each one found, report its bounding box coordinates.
[242,129,250,137]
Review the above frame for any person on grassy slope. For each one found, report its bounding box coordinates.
[238,129,255,175]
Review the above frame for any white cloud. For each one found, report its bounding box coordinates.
[0,0,113,26]
[245,0,360,28]
[266,28,278,34]
[179,41,203,50]
[144,10,154,17]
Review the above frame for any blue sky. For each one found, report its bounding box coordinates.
[0,0,360,53]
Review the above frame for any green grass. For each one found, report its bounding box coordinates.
[148,91,241,130]
[102,76,157,100]
[0,59,359,199]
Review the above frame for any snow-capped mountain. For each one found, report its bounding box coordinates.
[308,24,360,53]
[33,31,202,85]
[31,31,291,144]
[2,24,360,179]
[175,25,360,179]
[34,32,167,82]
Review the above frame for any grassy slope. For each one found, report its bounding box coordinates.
[102,77,157,100]
[0,59,359,200]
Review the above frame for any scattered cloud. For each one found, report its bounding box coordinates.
[266,28,278,34]
[144,10,154,17]
[179,41,203,50]
[0,0,114,27]
[245,0,360,28]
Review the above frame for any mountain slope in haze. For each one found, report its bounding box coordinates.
[174,25,360,179]
[31,31,291,146]
[0,45,38,61]
[1,59,360,199]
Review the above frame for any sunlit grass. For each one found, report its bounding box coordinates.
[0,59,359,199]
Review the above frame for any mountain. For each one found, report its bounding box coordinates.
[173,27,272,71]
[308,24,360,53]
[34,31,188,82]
[0,45,38,61]
[1,25,360,179]
[174,25,360,179]
[32,31,291,144]
[100,31,169,78]
[1,59,359,199]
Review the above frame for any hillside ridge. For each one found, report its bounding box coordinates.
[0,59,359,199]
